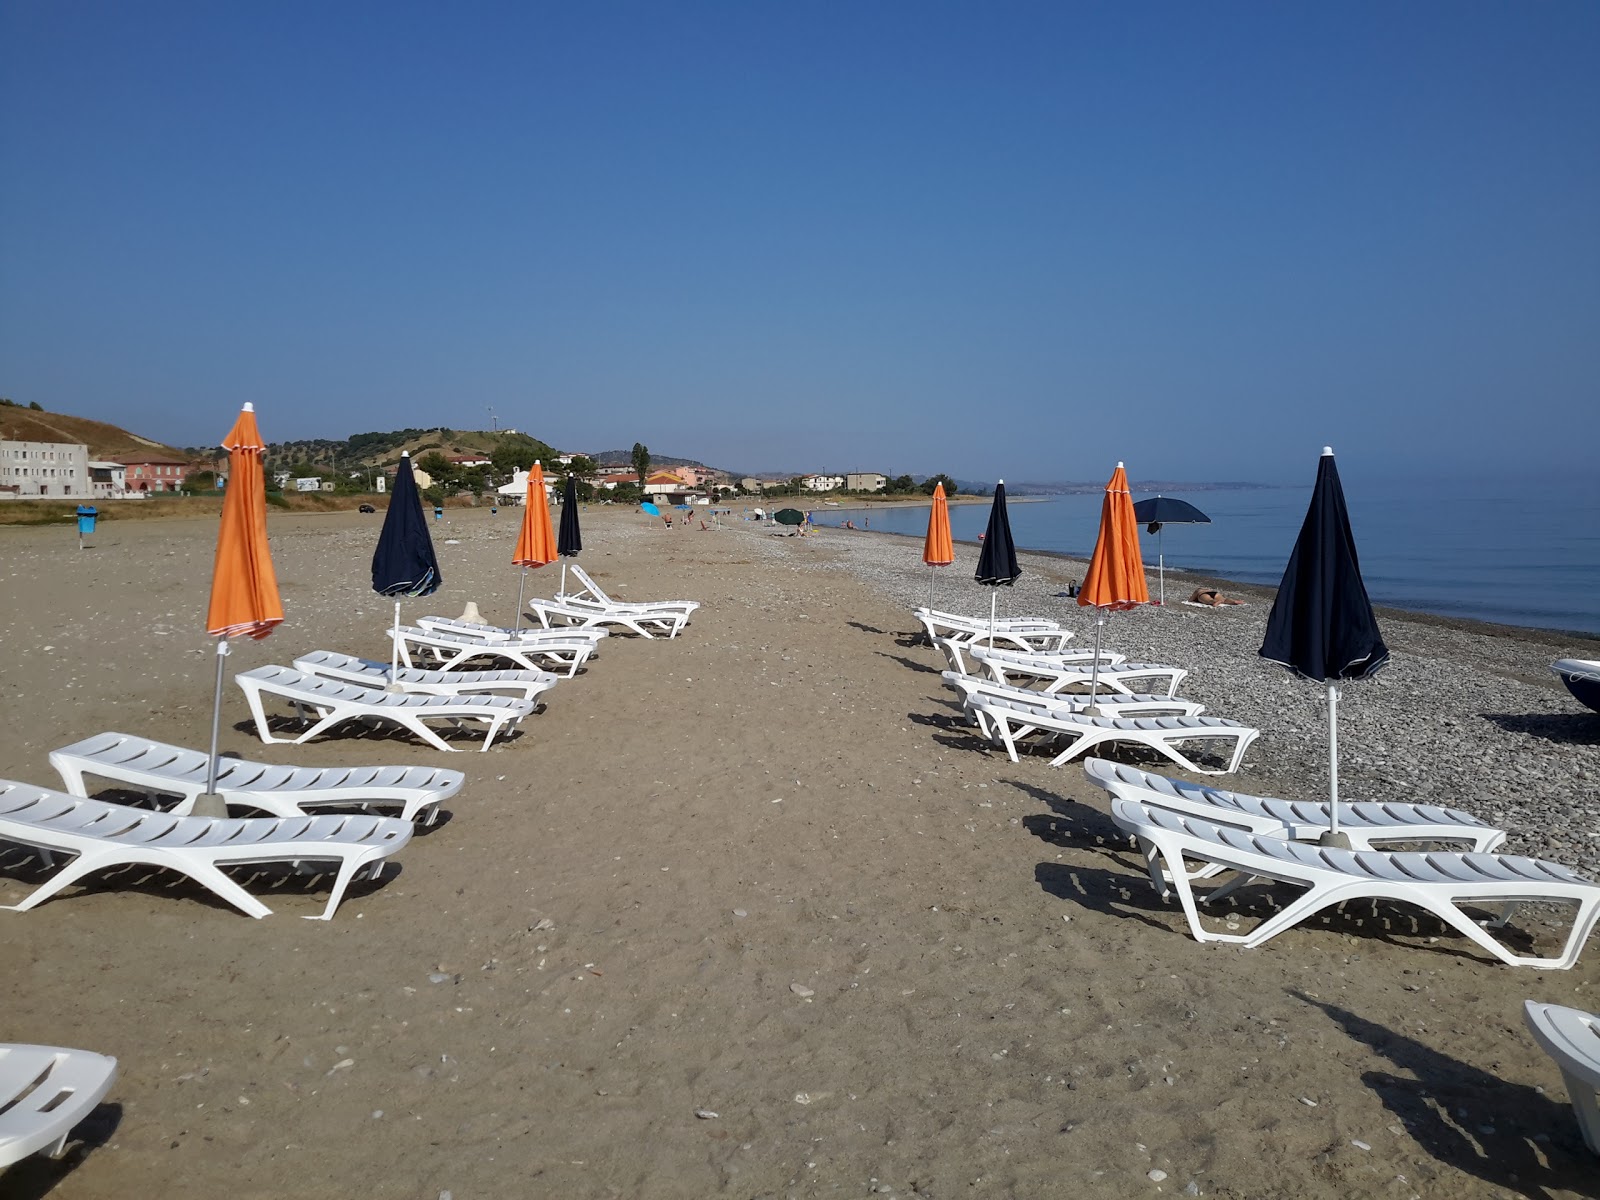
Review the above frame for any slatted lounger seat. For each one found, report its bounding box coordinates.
[392,625,597,677]
[526,597,690,639]
[968,644,1185,697]
[942,672,1206,738]
[1524,1001,1600,1152]
[968,695,1257,774]
[293,650,558,704]
[235,666,534,752]
[933,637,1126,679]
[416,615,609,646]
[1083,757,1505,853]
[1107,797,1600,968]
[558,565,700,618]
[0,1044,118,1167]
[49,732,465,825]
[914,608,1076,653]
[0,780,411,919]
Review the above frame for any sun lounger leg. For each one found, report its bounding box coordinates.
[304,854,377,920]
[165,859,277,919]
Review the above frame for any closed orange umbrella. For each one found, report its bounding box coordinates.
[512,461,557,624]
[201,402,283,813]
[922,482,955,609]
[1077,462,1148,710]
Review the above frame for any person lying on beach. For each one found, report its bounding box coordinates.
[1189,587,1244,607]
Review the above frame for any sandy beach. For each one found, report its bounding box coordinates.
[4,505,1600,1199]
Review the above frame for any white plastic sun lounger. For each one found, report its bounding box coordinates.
[933,637,1126,679]
[0,780,411,919]
[914,608,1076,653]
[1107,797,1600,968]
[49,732,465,825]
[526,597,690,639]
[942,673,1206,740]
[969,644,1185,698]
[0,1044,118,1167]
[969,695,1257,773]
[293,650,558,705]
[559,565,700,617]
[235,666,534,752]
[1525,1001,1600,1152]
[1083,757,1505,853]
[393,625,597,677]
[416,615,609,646]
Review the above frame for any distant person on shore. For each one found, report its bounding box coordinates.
[1189,587,1244,607]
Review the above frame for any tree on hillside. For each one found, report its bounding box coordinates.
[921,473,958,496]
[631,443,651,485]
[887,474,916,494]
[416,451,458,487]
[490,432,557,475]
[566,454,596,478]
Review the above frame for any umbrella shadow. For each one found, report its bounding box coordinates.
[846,621,887,635]
[0,845,403,917]
[1291,989,1596,1197]
[1481,713,1600,746]
[0,1102,122,1200]
[875,652,940,675]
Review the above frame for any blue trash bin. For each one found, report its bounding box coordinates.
[433,506,444,521]
[76,506,98,534]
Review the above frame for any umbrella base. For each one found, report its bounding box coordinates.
[191,792,229,819]
[1317,830,1352,850]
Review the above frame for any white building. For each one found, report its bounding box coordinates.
[0,439,91,498]
[801,473,846,492]
[846,472,887,492]
[87,461,127,497]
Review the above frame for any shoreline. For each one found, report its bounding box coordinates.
[808,521,1600,647]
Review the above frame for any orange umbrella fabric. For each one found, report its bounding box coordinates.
[923,482,955,566]
[513,461,557,567]
[1078,462,1149,612]
[205,403,283,640]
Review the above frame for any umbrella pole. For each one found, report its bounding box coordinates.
[560,562,568,599]
[989,590,997,648]
[1320,683,1350,848]
[1158,527,1165,606]
[1086,614,1105,715]
[515,568,527,629]
[195,639,231,818]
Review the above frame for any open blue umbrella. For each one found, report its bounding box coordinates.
[558,473,582,596]
[372,452,441,683]
[974,480,1021,644]
[1131,495,1211,605]
[641,501,661,516]
[1259,447,1388,844]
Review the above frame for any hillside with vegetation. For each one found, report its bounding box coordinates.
[0,398,187,458]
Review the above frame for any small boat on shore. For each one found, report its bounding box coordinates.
[1552,659,1600,713]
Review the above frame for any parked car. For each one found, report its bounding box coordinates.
[358,503,377,513]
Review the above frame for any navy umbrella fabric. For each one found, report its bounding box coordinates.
[558,473,582,596]
[1131,496,1211,605]
[1259,447,1388,843]
[372,451,442,681]
[974,480,1021,644]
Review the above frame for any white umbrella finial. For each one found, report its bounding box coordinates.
[1322,446,1333,456]
[401,450,410,458]
[242,402,255,412]
[1116,461,1124,469]
[997,478,1004,485]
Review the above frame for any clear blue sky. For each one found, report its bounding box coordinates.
[2,1,1596,483]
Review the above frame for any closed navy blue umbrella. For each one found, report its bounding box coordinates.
[974,480,1021,644]
[372,452,442,681]
[1131,495,1211,605]
[558,473,583,596]
[1259,447,1388,843]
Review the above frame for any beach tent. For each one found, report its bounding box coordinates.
[1078,463,1149,711]
[200,403,283,816]
[372,452,442,683]
[974,481,1021,645]
[1131,495,1210,605]
[1259,447,1389,845]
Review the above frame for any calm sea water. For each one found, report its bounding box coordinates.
[805,477,1600,636]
